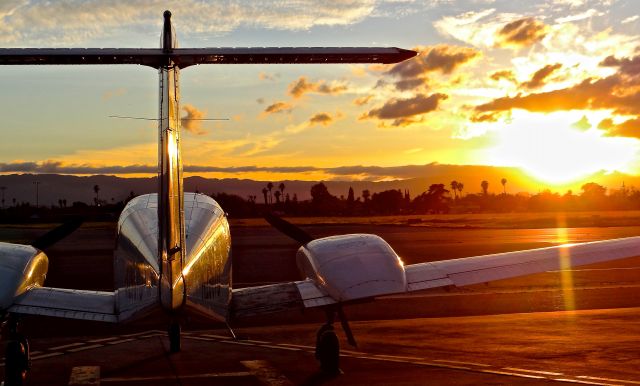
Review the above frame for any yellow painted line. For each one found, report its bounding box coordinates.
[68,366,99,386]
[373,354,423,361]
[479,369,545,379]
[29,350,42,355]
[259,344,301,351]
[137,334,163,339]
[278,343,314,349]
[88,337,118,343]
[503,367,563,376]
[49,342,85,351]
[102,372,253,382]
[340,349,362,355]
[554,378,618,385]
[242,360,294,386]
[220,340,255,346]
[245,339,271,344]
[577,376,640,385]
[31,352,64,360]
[434,359,491,367]
[67,344,104,353]
[201,334,232,340]
[185,336,216,342]
[106,338,135,345]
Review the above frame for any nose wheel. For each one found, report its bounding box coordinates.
[315,323,340,375]
[168,320,181,353]
[3,316,31,386]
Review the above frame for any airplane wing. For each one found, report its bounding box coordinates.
[0,47,416,67]
[231,236,640,318]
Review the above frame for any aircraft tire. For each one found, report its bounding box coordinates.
[317,328,340,375]
[4,338,29,386]
[168,322,181,353]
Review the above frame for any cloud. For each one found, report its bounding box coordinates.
[385,44,480,91]
[309,112,333,126]
[490,70,516,82]
[263,101,293,115]
[287,77,348,99]
[520,63,562,89]
[555,9,604,24]
[258,72,279,81]
[181,104,207,135]
[102,87,126,101]
[622,15,639,24]
[496,17,548,48]
[572,115,591,130]
[361,93,448,126]
[353,95,373,106]
[0,0,390,46]
[475,53,640,118]
[599,117,640,138]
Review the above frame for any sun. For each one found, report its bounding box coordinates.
[485,111,640,186]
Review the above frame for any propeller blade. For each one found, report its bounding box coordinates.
[31,217,84,251]
[264,212,314,245]
[337,305,357,348]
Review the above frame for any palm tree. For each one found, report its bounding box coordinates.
[501,178,507,195]
[274,190,282,204]
[267,182,274,204]
[93,184,100,205]
[362,189,371,202]
[457,182,464,198]
[481,180,489,196]
[262,188,269,205]
[450,180,458,199]
[278,182,285,198]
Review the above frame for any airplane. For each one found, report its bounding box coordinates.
[1,9,640,385]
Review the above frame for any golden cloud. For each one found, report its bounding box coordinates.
[490,70,516,83]
[263,101,293,115]
[599,117,640,138]
[287,77,348,99]
[309,112,333,126]
[520,63,562,89]
[181,104,207,135]
[496,17,548,48]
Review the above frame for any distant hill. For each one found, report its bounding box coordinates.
[0,163,638,207]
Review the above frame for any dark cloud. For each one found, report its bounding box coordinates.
[521,63,562,89]
[309,112,333,126]
[475,73,640,116]
[287,77,348,98]
[490,70,516,82]
[386,44,480,91]
[263,101,293,114]
[496,18,547,48]
[0,161,157,175]
[600,54,640,76]
[181,104,208,135]
[361,93,448,126]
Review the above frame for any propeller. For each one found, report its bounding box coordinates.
[264,212,357,347]
[264,212,314,244]
[31,216,84,251]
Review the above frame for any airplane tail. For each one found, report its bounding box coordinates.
[158,10,186,313]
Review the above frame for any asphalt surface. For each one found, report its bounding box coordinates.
[1,222,640,385]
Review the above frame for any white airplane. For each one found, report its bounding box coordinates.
[1,10,640,384]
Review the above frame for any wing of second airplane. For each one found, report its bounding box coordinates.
[231,234,640,318]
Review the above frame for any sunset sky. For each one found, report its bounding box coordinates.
[1,0,639,190]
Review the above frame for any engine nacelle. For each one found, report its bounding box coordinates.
[296,234,406,302]
[0,242,48,310]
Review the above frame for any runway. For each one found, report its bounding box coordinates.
[1,221,640,385]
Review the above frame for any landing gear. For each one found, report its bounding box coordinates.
[168,320,181,353]
[3,316,30,386]
[315,323,340,375]
[314,305,356,375]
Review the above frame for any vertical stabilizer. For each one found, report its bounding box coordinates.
[158,10,186,312]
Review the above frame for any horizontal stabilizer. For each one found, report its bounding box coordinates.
[0,47,416,68]
[10,287,117,322]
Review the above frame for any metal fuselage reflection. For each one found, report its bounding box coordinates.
[113,12,232,323]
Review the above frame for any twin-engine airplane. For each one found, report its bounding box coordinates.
[2,10,640,384]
